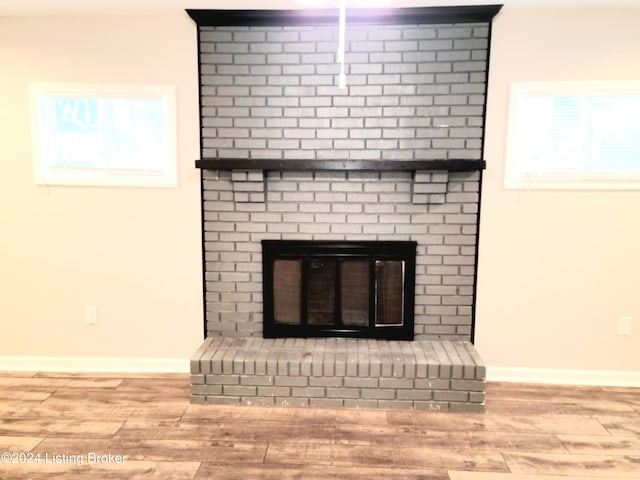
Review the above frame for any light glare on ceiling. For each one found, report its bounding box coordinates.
[353,0,393,6]
[293,0,393,6]
[292,0,332,6]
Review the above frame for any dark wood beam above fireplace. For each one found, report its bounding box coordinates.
[195,158,486,172]
[186,5,503,27]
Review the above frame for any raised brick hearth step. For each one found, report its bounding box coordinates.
[190,338,486,412]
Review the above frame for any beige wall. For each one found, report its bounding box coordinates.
[476,6,640,372]
[0,13,203,359]
[1,5,639,374]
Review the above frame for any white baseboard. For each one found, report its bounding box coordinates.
[487,366,640,387]
[2,358,638,386]
[0,356,190,373]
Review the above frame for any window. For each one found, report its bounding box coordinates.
[29,83,177,187]
[505,82,640,189]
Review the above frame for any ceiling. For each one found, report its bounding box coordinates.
[0,0,636,16]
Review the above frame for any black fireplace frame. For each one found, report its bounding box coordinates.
[262,240,416,340]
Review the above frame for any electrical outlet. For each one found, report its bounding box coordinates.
[617,316,632,336]
[85,306,98,325]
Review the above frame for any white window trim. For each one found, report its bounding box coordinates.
[29,83,178,188]
[505,81,640,190]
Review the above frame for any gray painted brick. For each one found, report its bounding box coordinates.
[414,401,448,411]
[234,31,266,43]
[385,40,419,52]
[437,27,472,40]
[191,385,223,396]
[402,50,438,63]
[310,398,344,408]
[419,39,454,51]
[473,26,489,38]
[223,385,256,396]
[201,30,233,42]
[300,75,334,86]
[242,397,276,406]
[326,388,360,399]
[360,388,396,400]
[193,338,485,410]
[344,399,380,409]
[414,378,450,390]
[379,400,415,410]
[240,375,274,386]
[307,377,341,388]
[350,40,383,52]
[454,38,488,50]
[257,386,291,397]
[300,30,335,42]
[344,377,379,389]
[301,52,335,64]
[469,392,486,403]
[285,42,316,53]
[291,387,325,398]
[267,31,299,42]
[397,389,432,401]
[204,396,241,405]
[402,27,436,40]
[364,117,397,128]
[277,397,310,407]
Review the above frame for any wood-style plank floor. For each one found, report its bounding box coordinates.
[0,372,638,479]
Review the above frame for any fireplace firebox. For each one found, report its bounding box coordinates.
[262,240,416,340]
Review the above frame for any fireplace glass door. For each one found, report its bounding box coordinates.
[340,260,369,327]
[263,241,415,340]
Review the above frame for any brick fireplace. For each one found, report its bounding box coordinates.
[188,5,502,411]
[201,165,481,340]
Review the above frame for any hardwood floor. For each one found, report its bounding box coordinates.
[0,372,638,479]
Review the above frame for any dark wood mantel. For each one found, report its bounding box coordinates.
[195,159,486,172]
[187,5,503,27]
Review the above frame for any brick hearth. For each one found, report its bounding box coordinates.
[191,337,485,412]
